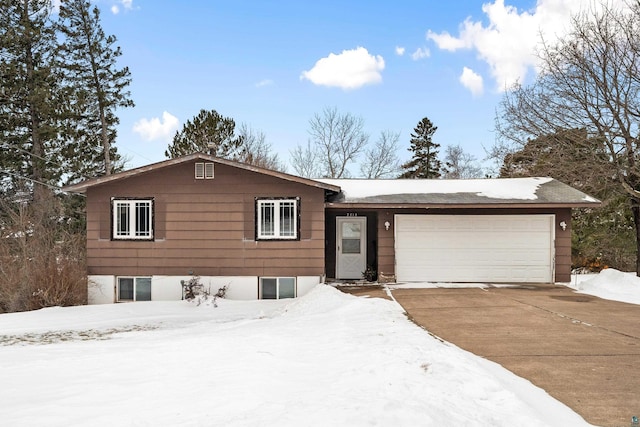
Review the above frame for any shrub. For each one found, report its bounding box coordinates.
[182,276,228,307]
[362,265,377,282]
[0,191,87,313]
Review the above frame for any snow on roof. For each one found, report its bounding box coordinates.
[318,177,553,201]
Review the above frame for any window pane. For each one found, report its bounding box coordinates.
[342,238,361,254]
[279,201,295,237]
[118,278,134,300]
[278,278,295,299]
[261,278,277,299]
[135,202,151,237]
[195,162,204,179]
[136,277,152,301]
[342,222,361,238]
[204,163,214,179]
[260,202,275,237]
[116,203,129,236]
[341,222,361,253]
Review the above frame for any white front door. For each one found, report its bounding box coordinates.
[336,217,367,279]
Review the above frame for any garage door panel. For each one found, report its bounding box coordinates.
[397,250,547,267]
[397,233,549,249]
[395,215,554,283]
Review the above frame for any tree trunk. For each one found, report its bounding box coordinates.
[23,0,45,203]
[100,107,111,175]
[632,201,640,276]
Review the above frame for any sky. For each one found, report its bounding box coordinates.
[93,0,611,174]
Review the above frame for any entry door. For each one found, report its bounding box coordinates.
[336,217,367,279]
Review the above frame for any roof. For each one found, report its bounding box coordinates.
[63,155,600,209]
[317,177,600,208]
[62,153,341,194]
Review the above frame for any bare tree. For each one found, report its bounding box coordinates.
[290,141,321,178]
[291,107,369,178]
[496,1,640,273]
[235,124,285,171]
[360,130,401,178]
[442,144,483,179]
[499,130,635,270]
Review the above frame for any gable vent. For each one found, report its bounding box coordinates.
[195,162,214,179]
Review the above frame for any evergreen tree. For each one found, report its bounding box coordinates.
[399,117,441,179]
[0,0,62,201]
[57,0,134,180]
[165,109,243,158]
[500,129,634,270]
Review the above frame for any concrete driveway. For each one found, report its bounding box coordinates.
[390,284,640,427]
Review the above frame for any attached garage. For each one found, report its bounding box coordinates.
[321,177,601,283]
[395,214,555,283]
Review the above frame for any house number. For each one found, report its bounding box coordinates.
[346,213,358,216]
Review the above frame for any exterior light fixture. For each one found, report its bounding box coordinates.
[559,221,567,231]
[384,221,390,231]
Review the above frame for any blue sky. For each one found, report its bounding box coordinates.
[95,0,594,174]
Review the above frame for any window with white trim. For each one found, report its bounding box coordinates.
[256,198,298,240]
[117,277,152,301]
[112,198,153,240]
[260,277,296,299]
[195,162,214,179]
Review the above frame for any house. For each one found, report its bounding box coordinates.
[63,153,600,304]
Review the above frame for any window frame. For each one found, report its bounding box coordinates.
[116,277,152,302]
[195,162,215,179]
[255,197,300,241]
[259,277,297,300]
[111,197,155,241]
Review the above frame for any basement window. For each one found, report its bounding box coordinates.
[117,277,151,302]
[260,277,296,299]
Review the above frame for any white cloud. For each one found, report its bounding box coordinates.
[426,0,605,91]
[459,67,484,96]
[255,79,274,88]
[133,111,179,142]
[411,47,430,61]
[111,0,134,14]
[300,47,385,90]
[395,46,405,56]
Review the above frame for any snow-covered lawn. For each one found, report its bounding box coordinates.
[567,268,640,305]
[1,269,637,426]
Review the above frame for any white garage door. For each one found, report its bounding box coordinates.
[395,214,554,283]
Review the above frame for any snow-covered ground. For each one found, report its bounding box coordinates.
[567,268,640,305]
[1,269,637,426]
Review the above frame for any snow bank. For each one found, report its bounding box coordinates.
[0,285,589,426]
[571,268,640,305]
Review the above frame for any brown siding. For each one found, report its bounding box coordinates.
[326,207,573,283]
[86,161,326,277]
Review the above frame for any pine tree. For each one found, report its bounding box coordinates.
[165,109,243,158]
[399,117,441,179]
[0,0,62,201]
[57,0,134,180]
